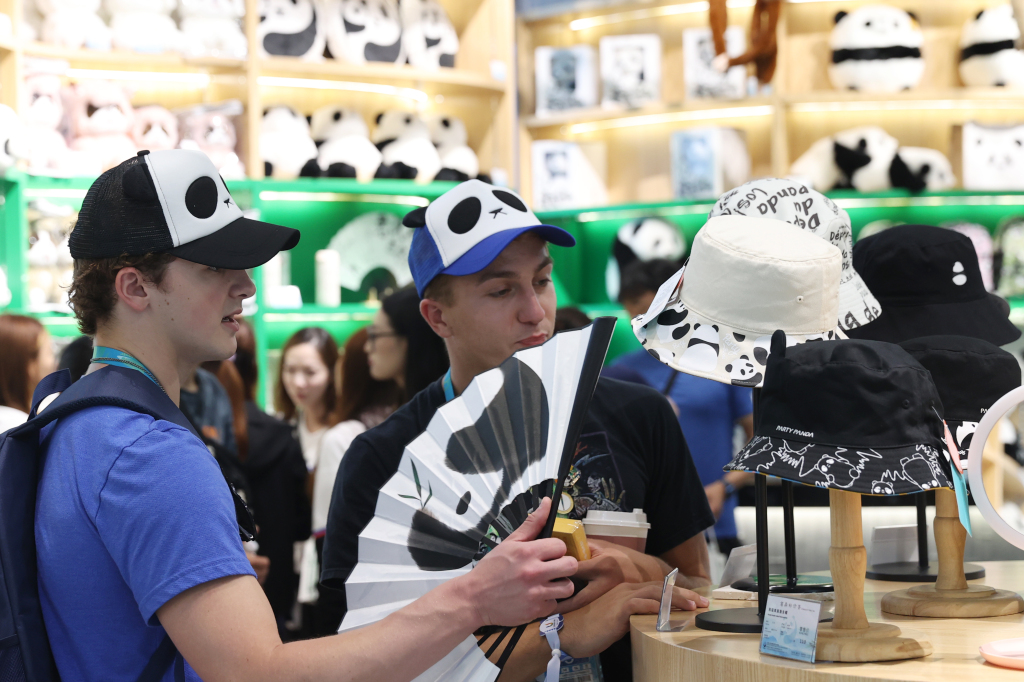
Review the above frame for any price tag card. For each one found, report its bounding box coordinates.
[759,594,822,663]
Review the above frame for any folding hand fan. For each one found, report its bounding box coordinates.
[340,317,616,681]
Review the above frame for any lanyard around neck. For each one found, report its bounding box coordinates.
[91,346,165,394]
[442,369,455,403]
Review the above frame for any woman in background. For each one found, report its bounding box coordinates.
[277,327,339,474]
[370,287,450,402]
[0,314,56,432]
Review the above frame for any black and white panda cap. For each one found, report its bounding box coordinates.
[404,179,575,296]
[70,149,299,269]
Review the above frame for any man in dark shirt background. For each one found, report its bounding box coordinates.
[322,181,715,680]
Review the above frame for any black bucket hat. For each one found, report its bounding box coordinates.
[900,335,1022,462]
[725,331,952,495]
[845,224,1019,345]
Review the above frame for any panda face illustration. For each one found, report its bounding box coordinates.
[677,323,719,373]
[811,453,861,488]
[870,479,895,495]
[653,307,689,344]
[899,452,941,490]
[407,357,550,571]
[258,0,320,58]
[724,355,762,387]
[339,0,403,63]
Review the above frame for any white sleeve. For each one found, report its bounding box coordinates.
[311,420,367,534]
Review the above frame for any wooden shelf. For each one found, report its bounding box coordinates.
[258,57,506,96]
[785,88,1024,111]
[523,97,774,129]
[22,41,245,72]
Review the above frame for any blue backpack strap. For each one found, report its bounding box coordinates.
[28,370,71,418]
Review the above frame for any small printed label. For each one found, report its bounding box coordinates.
[759,594,822,663]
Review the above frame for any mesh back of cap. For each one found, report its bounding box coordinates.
[69,155,173,259]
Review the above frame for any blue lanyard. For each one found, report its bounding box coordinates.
[91,346,165,394]
[442,369,455,403]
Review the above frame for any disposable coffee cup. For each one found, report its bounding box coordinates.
[582,509,650,553]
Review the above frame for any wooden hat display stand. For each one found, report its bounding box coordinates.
[882,474,1024,617]
[815,489,932,662]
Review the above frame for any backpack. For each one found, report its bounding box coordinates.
[0,365,214,682]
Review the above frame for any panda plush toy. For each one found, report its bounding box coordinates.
[323,0,403,65]
[959,4,1024,88]
[829,5,924,93]
[605,217,687,301]
[257,0,325,60]
[308,105,382,181]
[261,106,319,179]
[790,126,899,192]
[889,146,956,192]
[401,0,459,69]
[427,115,487,182]
[371,110,442,182]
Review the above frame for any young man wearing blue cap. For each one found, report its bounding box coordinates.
[36,152,588,682]
[322,180,715,680]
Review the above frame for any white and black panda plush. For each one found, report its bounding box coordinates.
[323,0,403,65]
[401,0,459,70]
[889,146,956,192]
[309,105,382,180]
[790,126,900,192]
[371,110,441,182]
[261,106,319,179]
[959,4,1024,88]
[427,115,486,182]
[605,217,687,301]
[257,0,325,60]
[829,5,924,93]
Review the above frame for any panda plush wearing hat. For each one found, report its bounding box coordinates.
[401,0,459,69]
[959,4,1024,88]
[829,5,924,93]
[308,104,382,181]
[323,0,404,65]
[372,110,442,182]
[257,0,325,60]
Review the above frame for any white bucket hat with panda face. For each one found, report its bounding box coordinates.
[709,178,882,332]
[633,215,846,388]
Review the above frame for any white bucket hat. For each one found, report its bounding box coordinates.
[633,215,846,387]
[709,178,881,331]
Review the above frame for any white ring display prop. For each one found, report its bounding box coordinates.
[968,386,1024,551]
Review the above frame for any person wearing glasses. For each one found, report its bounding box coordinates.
[33,150,586,682]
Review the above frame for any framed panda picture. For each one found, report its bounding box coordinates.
[599,34,661,110]
[670,127,749,200]
[534,45,598,118]
[531,140,608,211]
[682,26,747,100]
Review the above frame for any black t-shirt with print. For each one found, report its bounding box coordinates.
[321,376,714,678]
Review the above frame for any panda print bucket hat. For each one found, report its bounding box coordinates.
[404,179,575,296]
[709,177,881,332]
[70,149,299,269]
[634,215,845,388]
[724,331,952,496]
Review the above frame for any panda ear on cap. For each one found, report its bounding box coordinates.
[403,206,428,228]
[770,329,787,358]
[834,10,847,23]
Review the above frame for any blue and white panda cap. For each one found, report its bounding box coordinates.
[404,180,575,297]
[633,215,846,389]
[710,178,882,332]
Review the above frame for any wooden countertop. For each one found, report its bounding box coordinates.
[631,561,1024,681]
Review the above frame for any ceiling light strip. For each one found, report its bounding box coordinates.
[257,76,428,103]
[567,104,773,134]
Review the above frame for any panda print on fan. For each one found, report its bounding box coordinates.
[407,357,550,570]
[959,4,1024,88]
[324,0,403,65]
[605,217,686,301]
[257,0,325,60]
[828,5,924,93]
[371,110,442,182]
[401,0,459,70]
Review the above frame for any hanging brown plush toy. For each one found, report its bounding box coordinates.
[708,0,782,87]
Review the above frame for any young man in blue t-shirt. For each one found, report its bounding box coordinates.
[613,259,754,555]
[36,150,585,681]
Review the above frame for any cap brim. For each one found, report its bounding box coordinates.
[168,216,300,270]
[442,225,576,277]
[724,435,953,495]
[634,300,845,388]
[844,293,1021,346]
